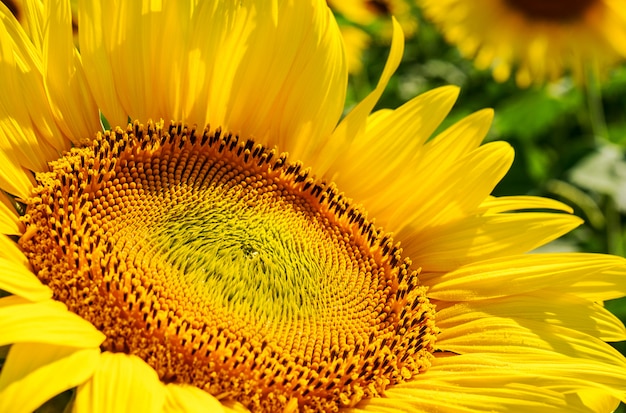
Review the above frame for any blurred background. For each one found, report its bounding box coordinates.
[329,1,626,410]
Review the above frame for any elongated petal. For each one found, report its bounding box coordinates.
[349,386,590,413]
[347,354,617,413]
[436,292,626,341]
[0,344,99,413]
[73,352,165,413]
[211,0,347,155]
[0,235,29,266]
[0,2,69,157]
[437,317,626,371]
[404,212,582,272]
[0,257,51,302]
[0,296,104,347]
[478,195,574,214]
[76,0,128,126]
[79,0,347,157]
[421,109,494,162]
[334,86,459,205]
[555,266,626,302]
[389,141,513,233]
[320,17,404,176]
[164,384,227,413]
[424,254,626,301]
[43,0,100,144]
[0,193,22,235]
[0,142,34,199]
[427,354,626,402]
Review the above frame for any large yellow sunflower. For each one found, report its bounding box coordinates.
[0,0,625,412]
[417,0,626,87]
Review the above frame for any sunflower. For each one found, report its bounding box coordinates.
[417,0,626,87]
[0,0,625,412]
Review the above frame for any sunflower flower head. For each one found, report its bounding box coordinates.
[417,0,626,87]
[0,1,626,412]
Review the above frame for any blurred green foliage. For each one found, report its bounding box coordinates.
[340,8,626,411]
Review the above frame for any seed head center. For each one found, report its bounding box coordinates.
[19,121,437,412]
[504,0,595,21]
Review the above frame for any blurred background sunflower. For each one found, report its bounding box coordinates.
[416,0,626,87]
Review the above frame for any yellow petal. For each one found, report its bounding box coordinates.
[421,108,494,164]
[79,0,347,158]
[424,253,626,301]
[0,3,69,159]
[0,296,104,347]
[437,317,626,371]
[350,386,585,413]
[576,390,620,413]
[555,265,626,302]
[0,152,34,200]
[73,352,165,413]
[0,235,29,266]
[405,212,582,272]
[478,195,574,214]
[0,192,22,235]
[436,291,626,342]
[471,355,626,402]
[15,0,45,49]
[0,257,51,302]
[164,384,226,413]
[349,353,615,413]
[43,0,100,144]
[77,0,128,126]
[319,17,404,176]
[0,343,99,413]
[87,0,193,124]
[334,86,459,209]
[202,0,348,155]
[390,141,513,233]
[0,12,46,196]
